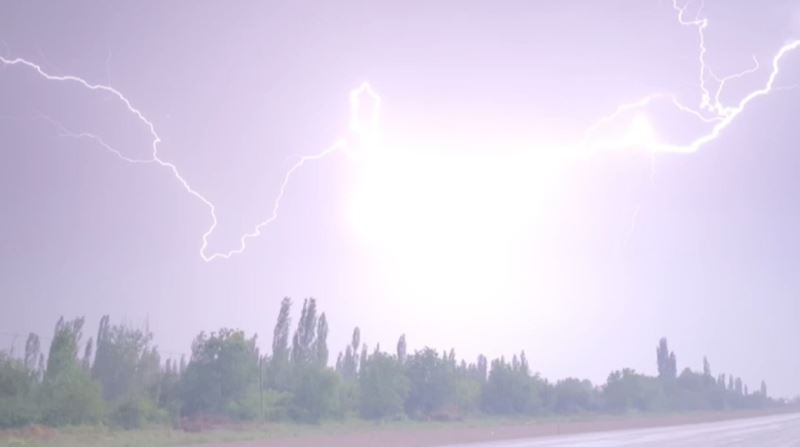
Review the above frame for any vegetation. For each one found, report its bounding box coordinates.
[0,298,785,431]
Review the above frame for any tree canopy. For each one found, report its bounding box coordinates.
[0,304,785,429]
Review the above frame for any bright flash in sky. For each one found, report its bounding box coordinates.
[4,0,800,398]
[2,0,797,264]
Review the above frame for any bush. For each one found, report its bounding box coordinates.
[452,376,481,416]
[553,378,598,413]
[481,362,544,415]
[223,387,261,421]
[0,397,38,428]
[38,367,104,426]
[358,353,409,420]
[260,389,292,421]
[109,396,164,429]
[289,366,340,423]
[110,398,145,429]
[337,381,359,418]
[0,354,37,428]
[404,349,458,418]
[603,369,665,412]
[180,329,260,420]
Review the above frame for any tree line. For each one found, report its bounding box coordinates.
[0,297,785,429]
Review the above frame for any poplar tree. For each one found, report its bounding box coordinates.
[271,297,292,365]
[23,333,40,374]
[396,334,407,364]
[46,317,84,380]
[314,313,329,367]
[82,337,93,372]
[656,338,677,380]
[291,298,318,365]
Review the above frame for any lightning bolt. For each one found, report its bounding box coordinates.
[38,113,154,165]
[0,55,219,261]
[584,0,799,242]
[207,140,347,262]
[1,0,798,260]
[708,56,761,117]
[665,0,800,153]
[585,0,800,155]
[0,54,379,261]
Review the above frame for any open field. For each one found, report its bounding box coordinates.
[2,410,795,447]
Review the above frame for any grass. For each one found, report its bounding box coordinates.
[1,417,542,447]
[0,410,789,447]
[1,419,432,447]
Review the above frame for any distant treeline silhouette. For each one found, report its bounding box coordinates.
[0,298,786,429]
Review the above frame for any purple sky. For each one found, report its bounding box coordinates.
[2,1,800,397]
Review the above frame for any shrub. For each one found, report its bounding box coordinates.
[0,354,37,428]
[359,353,409,420]
[109,396,164,429]
[38,367,104,426]
[289,366,340,423]
[180,329,260,420]
[0,397,38,428]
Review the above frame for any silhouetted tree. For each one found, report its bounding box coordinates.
[82,337,93,372]
[272,297,292,366]
[288,365,340,423]
[181,329,260,419]
[314,313,329,367]
[91,316,154,402]
[656,338,677,380]
[397,334,407,364]
[405,348,458,418]
[477,355,488,383]
[553,378,597,413]
[291,298,318,365]
[338,347,357,381]
[39,317,103,426]
[0,308,782,429]
[23,333,41,382]
[46,317,85,380]
[604,368,664,412]
[359,344,368,376]
[0,353,36,427]
[520,351,530,376]
[481,357,544,415]
[359,351,409,419]
[268,298,293,390]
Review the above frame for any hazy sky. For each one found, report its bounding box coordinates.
[2,1,800,397]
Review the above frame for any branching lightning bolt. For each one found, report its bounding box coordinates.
[585,0,799,242]
[38,113,154,164]
[209,140,348,262]
[585,0,800,155]
[0,55,378,261]
[0,56,219,261]
[1,0,798,261]
[708,56,761,116]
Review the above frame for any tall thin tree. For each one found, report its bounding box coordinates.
[272,297,292,365]
[314,313,329,367]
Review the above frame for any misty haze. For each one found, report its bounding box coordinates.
[2,1,800,446]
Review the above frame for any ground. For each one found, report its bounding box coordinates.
[0,410,790,447]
